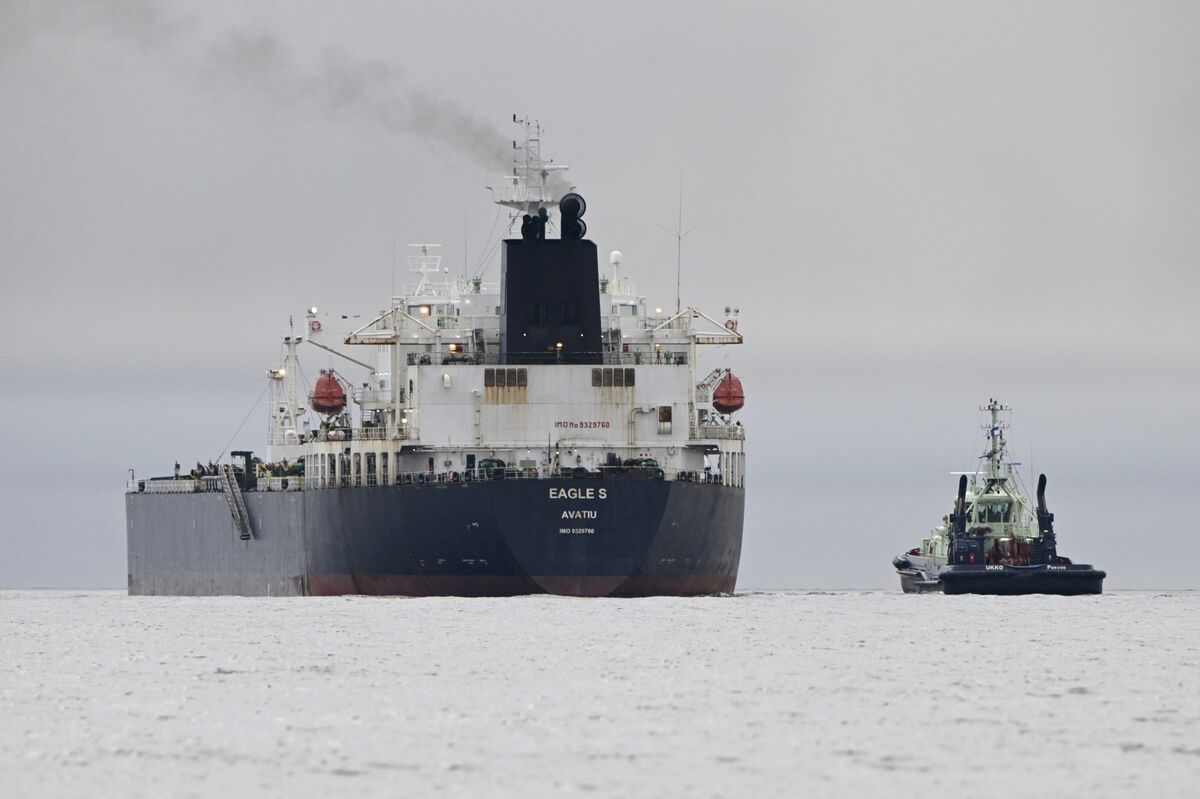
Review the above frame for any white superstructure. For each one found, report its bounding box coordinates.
[264,121,747,490]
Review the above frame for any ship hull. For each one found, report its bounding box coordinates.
[127,479,743,597]
[939,564,1105,595]
[892,556,1105,595]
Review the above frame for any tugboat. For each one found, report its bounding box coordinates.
[893,400,1105,595]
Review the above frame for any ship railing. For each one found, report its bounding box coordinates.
[310,426,405,443]
[127,476,305,494]
[307,465,727,489]
[402,351,690,367]
[691,423,745,441]
[129,464,738,494]
[258,476,304,492]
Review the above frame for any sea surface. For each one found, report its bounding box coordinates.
[1,590,1197,798]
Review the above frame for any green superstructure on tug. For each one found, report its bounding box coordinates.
[892,400,1105,595]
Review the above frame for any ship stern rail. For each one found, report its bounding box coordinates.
[128,466,743,494]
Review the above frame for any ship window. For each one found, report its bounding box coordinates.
[625,368,635,386]
[602,368,613,387]
[507,368,518,387]
[484,368,495,387]
[592,368,602,387]
[527,302,548,326]
[366,453,377,486]
[517,368,528,387]
[380,452,388,486]
[353,453,362,487]
[497,368,507,387]
[613,367,624,387]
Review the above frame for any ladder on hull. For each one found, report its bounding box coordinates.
[219,464,254,540]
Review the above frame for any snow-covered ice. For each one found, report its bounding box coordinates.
[1,590,1197,798]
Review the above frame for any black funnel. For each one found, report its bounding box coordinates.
[950,474,968,534]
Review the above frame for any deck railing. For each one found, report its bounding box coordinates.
[127,476,306,494]
[128,467,736,493]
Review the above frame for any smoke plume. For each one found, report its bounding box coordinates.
[7,0,511,172]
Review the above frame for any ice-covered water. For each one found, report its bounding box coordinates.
[1,590,1197,797]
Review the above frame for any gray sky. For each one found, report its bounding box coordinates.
[2,0,1197,589]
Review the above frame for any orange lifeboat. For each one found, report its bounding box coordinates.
[310,370,347,415]
[713,372,745,414]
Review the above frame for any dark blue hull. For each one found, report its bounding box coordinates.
[939,564,1105,595]
[126,478,743,597]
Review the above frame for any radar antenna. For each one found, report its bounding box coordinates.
[488,116,573,217]
[407,244,444,297]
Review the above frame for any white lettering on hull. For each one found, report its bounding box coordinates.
[561,510,598,520]
[548,488,608,500]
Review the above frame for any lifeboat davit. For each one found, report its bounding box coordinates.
[310,370,347,415]
[713,372,745,414]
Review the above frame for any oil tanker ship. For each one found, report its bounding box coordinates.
[125,120,747,597]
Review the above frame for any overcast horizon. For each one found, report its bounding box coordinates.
[2,0,1197,590]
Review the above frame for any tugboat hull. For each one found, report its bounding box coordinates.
[940,564,1105,595]
[893,557,1105,595]
[892,556,942,593]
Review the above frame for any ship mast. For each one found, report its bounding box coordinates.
[488,116,572,217]
[267,320,306,458]
[980,398,1011,482]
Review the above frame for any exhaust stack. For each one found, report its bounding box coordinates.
[950,475,968,535]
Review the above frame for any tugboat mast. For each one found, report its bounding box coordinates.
[981,398,1011,482]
